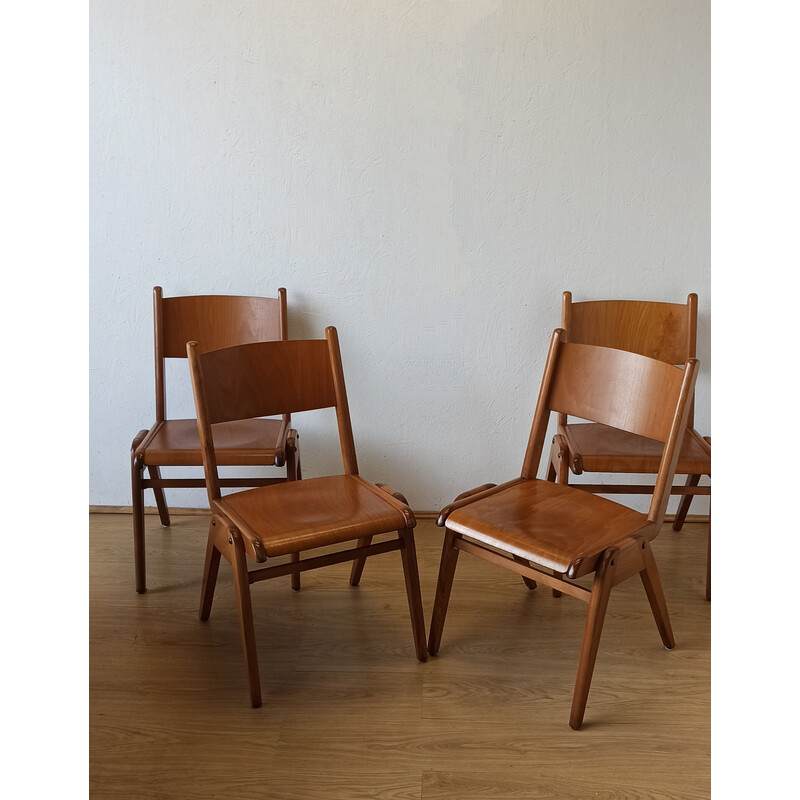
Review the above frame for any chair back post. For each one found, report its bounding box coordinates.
[325,326,359,476]
[186,340,222,503]
[521,329,565,479]
[647,357,699,525]
[685,292,698,429]
[556,292,573,430]
[153,286,166,423]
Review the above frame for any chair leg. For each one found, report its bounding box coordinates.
[672,474,700,531]
[230,531,262,708]
[639,541,675,649]
[705,508,711,601]
[200,519,222,620]
[512,555,537,590]
[428,529,461,656]
[131,455,147,594]
[286,437,302,591]
[148,465,171,527]
[570,550,616,730]
[398,529,428,662]
[349,537,373,586]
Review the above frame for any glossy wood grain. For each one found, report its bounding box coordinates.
[90,513,710,800]
[130,287,298,594]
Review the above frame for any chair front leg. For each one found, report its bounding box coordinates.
[428,528,461,656]
[286,431,302,591]
[399,529,428,662]
[130,435,148,594]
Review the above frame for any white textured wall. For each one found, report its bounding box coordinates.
[90,0,710,513]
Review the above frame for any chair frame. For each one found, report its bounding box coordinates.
[188,327,427,707]
[428,329,699,728]
[547,291,711,599]
[130,287,300,594]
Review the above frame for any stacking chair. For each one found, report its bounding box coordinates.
[547,292,711,599]
[187,326,428,707]
[428,329,698,729]
[130,287,300,594]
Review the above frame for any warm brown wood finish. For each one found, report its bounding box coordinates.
[552,291,711,599]
[90,512,711,799]
[130,288,300,595]
[429,329,699,728]
[187,326,427,706]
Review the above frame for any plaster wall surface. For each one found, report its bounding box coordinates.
[90,0,710,513]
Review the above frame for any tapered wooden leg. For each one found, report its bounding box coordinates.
[349,537,372,586]
[570,550,616,730]
[639,541,675,649]
[148,465,171,527]
[428,529,460,656]
[672,474,700,531]
[398,529,428,661]
[513,555,537,590]
[131,453,147,594]
[200,519,222,620]
[230,531,261,708]
[286,436,301,591]
[705,507,711,601]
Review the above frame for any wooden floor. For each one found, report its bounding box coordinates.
[90,512,710,799]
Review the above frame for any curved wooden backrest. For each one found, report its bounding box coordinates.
[549,342,688,444]
[563,292,697,366]
[153,287,288,422]
[189,327,358,500]
[190,338,336,424]
[523,330,698,523]
[156,288,287,359]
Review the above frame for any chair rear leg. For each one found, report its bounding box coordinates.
[428,529,461,656]
[286,436,302,591]
[639,541,675,649]
[705,507,711,601]
[148,465,171,527]
[200,519,223,620]
[349,537,373,586]
[399,529,428,662]
[570,550,616,730]
[672,474,700,531]
[230,531,262,708]
[512,555,537,590]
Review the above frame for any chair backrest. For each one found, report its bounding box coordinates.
[560,291,698,426]
[522,330,698,524]
[188,327,358,502]
[153,287,288,422]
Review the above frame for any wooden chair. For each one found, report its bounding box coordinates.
[130,287,300,594]
[428,329,699,729]
[187,326,428,707]
[547,292,711,600]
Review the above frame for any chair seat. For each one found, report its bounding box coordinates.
[447,479,648,575]
[139,419,285,467]
[563,423,711,475]
[215,474,414,558]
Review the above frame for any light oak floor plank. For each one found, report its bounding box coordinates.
[90,512,710,799]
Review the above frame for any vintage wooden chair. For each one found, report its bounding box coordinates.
[547,292,711,599]
[187,326,428,707]
[428,329,698,729]
[130,287,300,594]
